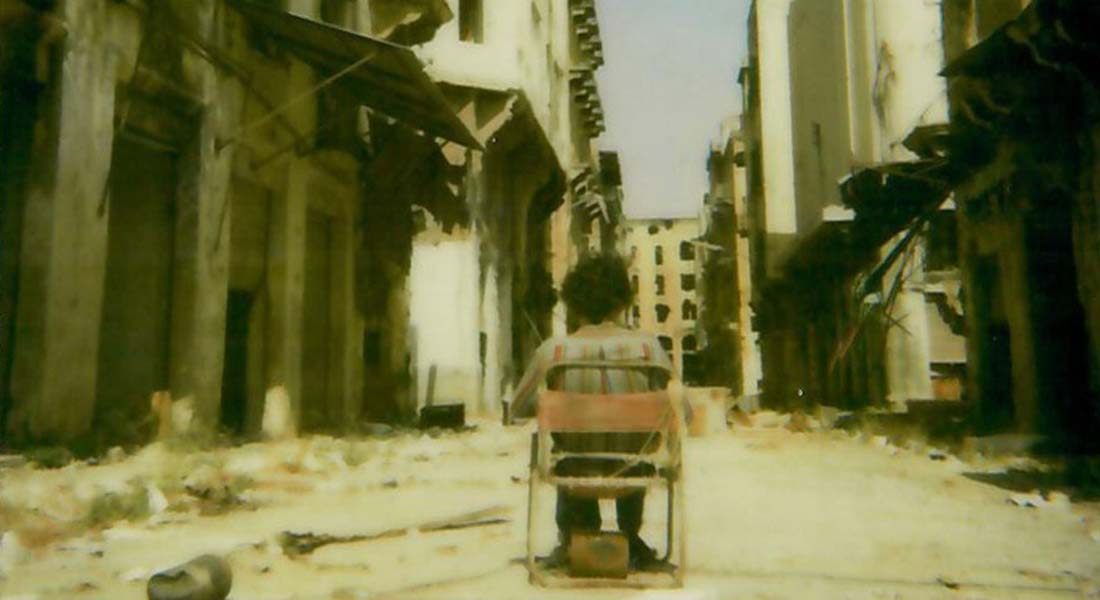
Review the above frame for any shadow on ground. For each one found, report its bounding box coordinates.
[963,464,1100,501]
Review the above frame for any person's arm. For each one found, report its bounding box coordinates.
[507,341,552,422]
[650,339,693,424]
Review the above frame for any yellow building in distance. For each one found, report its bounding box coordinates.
[625,218,702,381]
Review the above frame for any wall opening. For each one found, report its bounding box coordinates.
[679,240,694,261]
[972,255,1013,433]
[459,0,484,43]
[0,49,42,434]
[682,299,697,321]
[94,137,178,445]
[656,304,670,323]
[220,290,253,434]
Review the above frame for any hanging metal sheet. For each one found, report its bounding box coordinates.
[227,0,481,149]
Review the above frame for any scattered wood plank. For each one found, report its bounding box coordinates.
[279,505,512,557]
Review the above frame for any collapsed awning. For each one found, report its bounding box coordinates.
[761,158,954,306]
[227,0,481,149]
[448,86,566,220]
[362,121,468,232]
[840,158,954,247]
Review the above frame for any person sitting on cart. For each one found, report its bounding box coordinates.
[508,252,689,570]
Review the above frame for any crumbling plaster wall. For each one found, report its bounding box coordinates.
[411,0,592,417]
[6,0,371,444]
[409,229,481,411]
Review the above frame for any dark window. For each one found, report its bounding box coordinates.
[655,275,665,295]
[683,334,697,352]
[656,304,670,323]
[654,245,663,265]
[682,300,697,321]
[680,240,695,261]
[681,274,695,291]
[459,0,484,43]
[658,335,673,351]
[632,305,640,321]
[647,224,659,235]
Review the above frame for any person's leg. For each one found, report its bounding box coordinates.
[615,490,644,537]
[617,490,658,567]
[555,489,600,547]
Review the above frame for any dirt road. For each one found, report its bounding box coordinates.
[2,422,1098,599]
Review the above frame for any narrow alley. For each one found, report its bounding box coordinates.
[2,0,1099,597]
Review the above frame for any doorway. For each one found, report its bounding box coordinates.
[95,137,177,444]
[220,290,253,434]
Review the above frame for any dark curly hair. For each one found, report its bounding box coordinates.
[561,253,633,325]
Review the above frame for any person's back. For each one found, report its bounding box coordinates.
[508,253,683,570]
[514,322,671,457]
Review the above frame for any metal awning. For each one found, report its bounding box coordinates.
[227,0,481,149]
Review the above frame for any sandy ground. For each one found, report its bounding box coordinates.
[1,421,1099,599]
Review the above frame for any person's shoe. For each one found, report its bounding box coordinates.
[627,538,660,571]
[536,544,570,570]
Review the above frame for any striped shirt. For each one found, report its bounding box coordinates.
[509,323,680,420]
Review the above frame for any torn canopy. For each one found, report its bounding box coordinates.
[227,0,481,149]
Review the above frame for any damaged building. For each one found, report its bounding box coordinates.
[740,0,966,413]
[404,0,613,417]
[737,0,1099,452]
[624,218,702,382]
[0,0,614,448]
[938,0,1100,451]
[699,117,761,402]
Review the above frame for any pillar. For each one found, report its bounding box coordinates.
[169,46,241,429]
[263,156,308,431]
[7,1,116,442]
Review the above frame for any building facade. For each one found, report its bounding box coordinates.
[700,118,761,399]
[740,0,965,412]
[624,218,701,382]
[0,0,613,447]
[404,0,611,417]
[939,0,1100,450]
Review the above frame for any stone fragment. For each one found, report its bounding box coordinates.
[146,554,232,600]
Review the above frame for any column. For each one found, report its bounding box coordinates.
[169,52,241,429]
[8,1,117,442]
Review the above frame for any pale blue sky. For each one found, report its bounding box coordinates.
[595,0,751,218]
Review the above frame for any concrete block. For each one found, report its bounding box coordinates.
[685,387,730,437]
[261,386,295,440]
[568,531,628,579]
